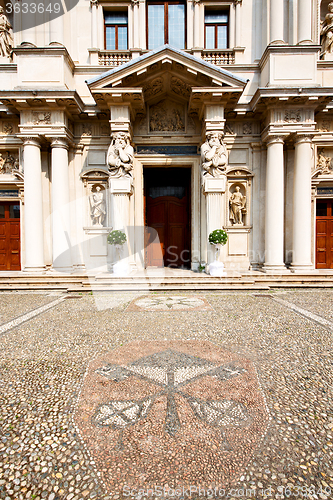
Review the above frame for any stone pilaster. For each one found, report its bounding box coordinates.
[203,177,227,269]
[51,138,72,272]
[22,137,45,272]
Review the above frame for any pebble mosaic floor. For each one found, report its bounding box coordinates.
[0,290,332,500]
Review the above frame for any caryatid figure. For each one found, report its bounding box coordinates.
[201,131,228,177]
[107,132,134,177]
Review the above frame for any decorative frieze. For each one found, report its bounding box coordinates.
[149,99,185,133]
[170,77,191,99]
[143,78,164,98]
[32,112,51,125]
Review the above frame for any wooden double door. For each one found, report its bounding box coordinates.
[145,168,191,268]
[316,199,333,269]
[0,202,21,271]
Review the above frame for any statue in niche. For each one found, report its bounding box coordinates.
[317,149,332,174]
[107,132,134,177]
[321,2,333,58]
[0,6,13,58]
[201,131,228,177]
[229,186,246,225]
[90,186,106,226]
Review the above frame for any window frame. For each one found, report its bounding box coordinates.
[146,1,187,50]
[204,8,229,50]
[104,10,128,51]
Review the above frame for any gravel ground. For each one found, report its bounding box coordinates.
[280,289,333,323]
[0,290,332,500]
[0,292,60,325]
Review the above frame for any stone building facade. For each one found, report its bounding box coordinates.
[1,0,333,273]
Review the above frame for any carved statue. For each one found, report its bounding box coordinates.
[107,132,134,177]
[317,150,332,174]
[0,6,13,58]
[321,2,333,58]
[201,131,228,177]
[0,151,18,174]
[229,186,246,225]
[89,186,106,226]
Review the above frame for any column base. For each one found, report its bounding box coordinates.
[23,266,46,274]
[261,264,290,274]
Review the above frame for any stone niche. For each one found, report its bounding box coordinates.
[225,168,253,262]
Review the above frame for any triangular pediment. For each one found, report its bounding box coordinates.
[87,46,247,115]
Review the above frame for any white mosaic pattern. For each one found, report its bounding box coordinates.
[132,296,210,311]
[93,398,153,428]
[174,365,215,386]
[188,398,248,427]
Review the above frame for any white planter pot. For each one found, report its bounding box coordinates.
[113,260,129,276]
[209,260,227,277]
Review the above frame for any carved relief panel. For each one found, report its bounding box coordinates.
[313,147,333,177]
[0,150,19,174]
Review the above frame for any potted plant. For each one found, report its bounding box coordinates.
[208,229,228,277]
[107,229,128,275]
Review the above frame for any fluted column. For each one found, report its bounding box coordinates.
[51,138,72,272]
[297,0,312,44]
[270,0,285,44]
[290,135,313,270]
[264,136,286,270]
[23,138,45,271]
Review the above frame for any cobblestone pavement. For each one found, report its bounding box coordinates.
[0,290,332,500]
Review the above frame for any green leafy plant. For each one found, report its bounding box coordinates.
[107,230,127,246]
[208,229,228,246]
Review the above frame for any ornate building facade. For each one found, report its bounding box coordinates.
[1,0,333,273]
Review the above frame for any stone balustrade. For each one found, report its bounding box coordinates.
[98,50,131,67]
[201,49,236,65]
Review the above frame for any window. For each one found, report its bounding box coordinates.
[205,10,229,49]
[104,11,128,50]
[147,2,186,50]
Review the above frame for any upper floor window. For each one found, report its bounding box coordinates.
[147,2,186,50]
[104,11,128,50]
[205,10,229,49]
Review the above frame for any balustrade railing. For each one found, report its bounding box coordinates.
[98,51,131,67]
[201,50,235,65]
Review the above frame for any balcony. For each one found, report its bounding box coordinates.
[98,50,131,67]
[97,48,237,68]
[201,49,236,66]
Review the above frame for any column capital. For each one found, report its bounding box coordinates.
[293,133,315,145]
[50,137,69,150]
[22,137,42,148]
[264,135,286,146]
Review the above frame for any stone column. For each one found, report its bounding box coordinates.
[51,138,72,272]
[264,136,286,271]
[132,0,140,52]
[193,0,201,49]
[290,135,313,270]
[23,138,45,271]
[297,0,312,44]
[270,0,285,44]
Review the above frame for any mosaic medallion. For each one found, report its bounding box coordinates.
[74,341,269,496]
[126,295,213,311]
